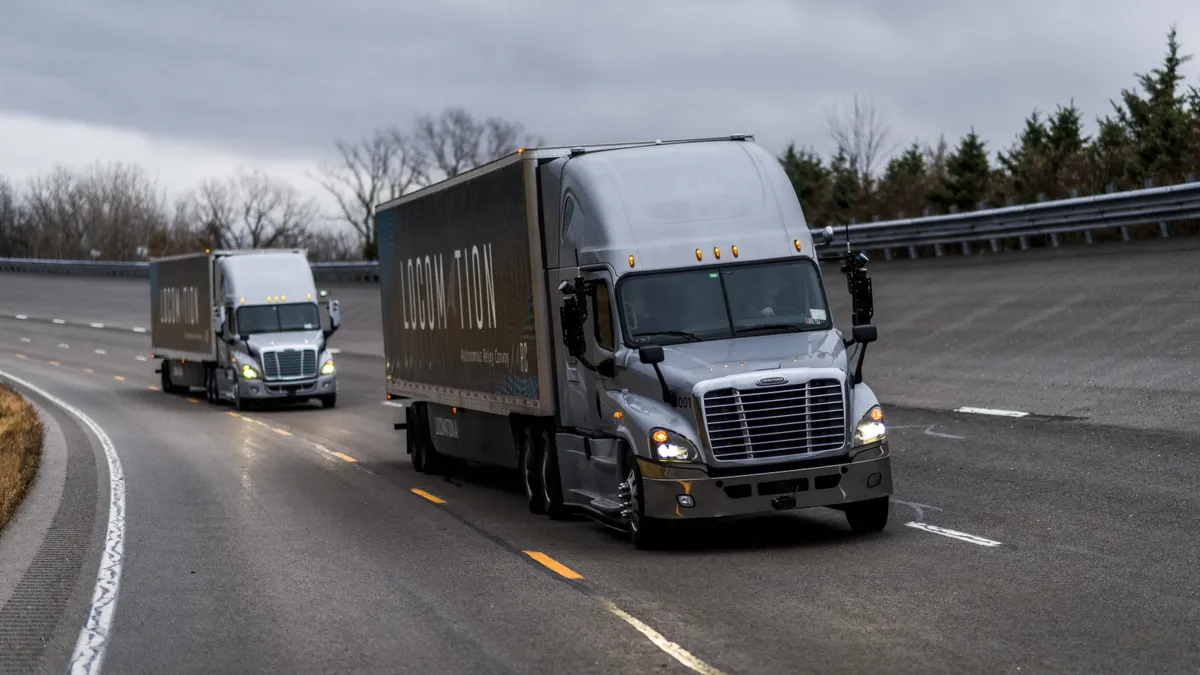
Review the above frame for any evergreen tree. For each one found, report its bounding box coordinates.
[931,130,990,212]
[1110,24,1194,182]
[779,143,829,210]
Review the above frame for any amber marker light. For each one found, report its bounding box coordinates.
[628,255,636,268]
[731,245,739,257]
[794,239,802,252]
[713,247,721,259]
[695,248,703,261]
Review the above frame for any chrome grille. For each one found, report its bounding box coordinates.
[261,348,318,380]
[702,379,846,461]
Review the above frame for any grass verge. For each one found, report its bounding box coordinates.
[0,383,44,532]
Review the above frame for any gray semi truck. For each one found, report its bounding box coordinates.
[149,249,341,410]
[376,135,892,548]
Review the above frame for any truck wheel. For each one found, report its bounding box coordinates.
[520,426,546,515]
[844,496,890,534]
[205,367,217,404]
[538,428,567,520]
[318,394,337,409]
[406,406,425,471]
[160,362,171,393]
[621,450,669,550]
[233,384,250,411]
[410,406,447,475]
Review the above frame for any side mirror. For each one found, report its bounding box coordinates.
[239,333,250,344]
[557,280,573,296]
[638,345,665,365]
[597,358,617,378]
[319,289,330,300]
[328,299,341,330]
[852,324,877,345]
[821,225,835,245]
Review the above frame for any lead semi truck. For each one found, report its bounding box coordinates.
[149,249,341,410]
[376,135,893,549]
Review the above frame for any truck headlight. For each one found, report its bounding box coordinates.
[321,359,336,375]
[240,363,259,380]
[853,405,886,446]
[649,428,700,462]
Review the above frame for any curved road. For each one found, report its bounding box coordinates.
[1,237,1198,674]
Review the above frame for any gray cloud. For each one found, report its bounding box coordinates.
[2,0,1199,168]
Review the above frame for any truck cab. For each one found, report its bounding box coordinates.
[541,139,892,546]
[211,251,340,410]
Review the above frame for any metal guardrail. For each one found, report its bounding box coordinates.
[2,179,1198,281]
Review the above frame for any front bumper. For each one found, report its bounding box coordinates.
[640,445,893,520]
[237,373,338,400]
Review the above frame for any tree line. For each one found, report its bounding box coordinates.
[1,25,1198,262]
[789,26,1200,229]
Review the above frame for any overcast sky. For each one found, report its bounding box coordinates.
[2,0,1198,221]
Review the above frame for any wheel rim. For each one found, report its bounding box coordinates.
[540,434,552,505]
[625,469,640,533]
[521,432,535,499]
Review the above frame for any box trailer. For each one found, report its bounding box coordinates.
[377,136,893,548]
[150,249,341,410]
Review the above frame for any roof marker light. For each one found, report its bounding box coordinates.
[628,255,635,268]
[794,239,802,252]
[731,245,739,258]
[695,248,703,261]
[713,247,721,260]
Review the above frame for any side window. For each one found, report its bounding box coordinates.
[591,281,615,351]
[561,195,577,243]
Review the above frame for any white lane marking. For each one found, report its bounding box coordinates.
[953,406,1029,418]
[90,322,105,329]
[923,425,965,440]
[0,370,126,674]
[328,348,341,354]
[58,343,70,349]
[15,314,28,320]
[381,400,406,408]
[905,522,1002,547]
[94,349,107,355]
[135,356,148,362]
[53,319,66,325]
[596,597,725,675]
[20,337,31,343]
[131,327,146,333]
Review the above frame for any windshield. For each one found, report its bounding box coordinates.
[236,302,321,334]
[617,259,831,346]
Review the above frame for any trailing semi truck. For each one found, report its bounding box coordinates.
[150,249,341,410]
[376,135,892,548]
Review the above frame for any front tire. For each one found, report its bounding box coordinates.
[845,495,890,534]
[622,450,669,550]
[318,394,337,409]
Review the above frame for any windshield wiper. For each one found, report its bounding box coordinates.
[737,322,817,335]
[636,330,702,343]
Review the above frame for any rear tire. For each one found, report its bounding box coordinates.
[520,426,546,515]
[845,495,890,534]
[410,404,447,474]
[539,427,568,520]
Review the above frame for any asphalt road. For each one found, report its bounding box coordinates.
[2,237,1199,674]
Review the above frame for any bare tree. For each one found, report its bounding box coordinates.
[237,169,316,248]
[824,94,896,187]
[178,169,318,250]
[311,128,427,256]
[413,106,544,181]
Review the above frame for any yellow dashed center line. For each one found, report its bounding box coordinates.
[272,428,292,436]
[187,398,199,404]
[226,411,240,418]
[15,354,26,360]
[114,375,125,381]
[48,361,61,366]
[523,551,584,580]
[148,385,160,391]
[411,488,446,504]
[83,368,94,373]
[331,451,357,463]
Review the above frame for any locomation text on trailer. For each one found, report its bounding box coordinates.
[397,244,498,332]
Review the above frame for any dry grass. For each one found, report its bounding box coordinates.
[0,384,43,532]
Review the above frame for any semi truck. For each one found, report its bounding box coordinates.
[149,249,341,410]
[376,135,893,549]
